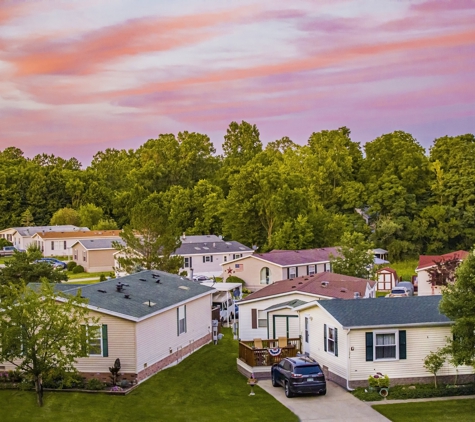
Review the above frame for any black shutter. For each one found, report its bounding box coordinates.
[324,324,327,352]
[399,330,406,360]
[184,305,187,333]
[202,256,205,263]
[307,265,309,275]
[211,255,213,263]
[295,267,298,277]
[365,332,373,361]
[334,328,338,357]
[251,309,257,329]
[102,325,108,357]
[287,268,290,279]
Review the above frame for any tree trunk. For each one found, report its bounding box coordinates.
[35,375,43,407]
[434,374,437,389]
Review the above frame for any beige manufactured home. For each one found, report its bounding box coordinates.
[71,239,124,273]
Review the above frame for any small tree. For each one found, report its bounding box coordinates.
[424,349,446,388]
[427,256,462,287]
[0,281,98,406]
[20,209,35,227]
[330,232,374,279]
[109,358,121,386]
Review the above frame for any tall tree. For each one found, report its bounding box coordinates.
[330,232,374,278]
[113,194,183,274]
[78,203,104,229]
[439,250,475,366]
[0,281,97,406]
[50,207,80,226]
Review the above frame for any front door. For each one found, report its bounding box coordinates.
[304,317,310,354]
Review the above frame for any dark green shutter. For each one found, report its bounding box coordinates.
[399,330,406,360]
[102,325,108,357]
[177,308,180,336]
[334,328,338,357]
[202,256,205,263]
[365,332,373,361]
[184,305,187,333]
[324,324,327,352]
[80,325,87,357]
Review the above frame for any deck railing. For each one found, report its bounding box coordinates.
[238,338,301,367]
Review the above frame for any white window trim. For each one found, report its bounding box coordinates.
[86,325,103,357]
[257,310,267,328]
[326,324,336,356]
[178,305,186,335]
[289,266,297,278]
[308,265,315,275]
[373,329,399,361]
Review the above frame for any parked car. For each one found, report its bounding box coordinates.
[386,281,415,297]
[34,258,67,269]
[193,275,212,282]
[0,246,21,257]
[271,356,326,398]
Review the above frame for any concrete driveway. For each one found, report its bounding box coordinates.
[257,380,390,422]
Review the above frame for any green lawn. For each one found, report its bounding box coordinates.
[0,328,298,422]
[373,399,475,421]
[65,271,108,280]
[388,260,419,281]
[67,280,100,285]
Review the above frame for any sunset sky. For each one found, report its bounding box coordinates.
[1,0,474,165]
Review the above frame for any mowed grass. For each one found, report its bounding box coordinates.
[388,260,419,281]
[65,271,108,280]
[0,328,298,422]
[373,398,475,421]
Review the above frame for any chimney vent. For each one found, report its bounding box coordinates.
[354,292,361,299]
[321,281,329,287]
[124,294,130,299]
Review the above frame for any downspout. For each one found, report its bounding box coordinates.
[346,328,354,391]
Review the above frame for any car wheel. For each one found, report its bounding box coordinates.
[272,373,279,387]
[284,381,294,398]
[320,389,327,396]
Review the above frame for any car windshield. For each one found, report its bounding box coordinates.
[294,365,322,375]
[391,290,406,294]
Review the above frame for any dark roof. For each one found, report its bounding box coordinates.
[175,240,252,255]
[32,270,215,321]
[265,299,308,311]
[74,239,125,250]
[317,296,450,328]
[252,247,339,266]
[11,226,89,236]
[241,272,374,302]
[417,250,469,270]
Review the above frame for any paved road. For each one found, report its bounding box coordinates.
[258,380,390,422]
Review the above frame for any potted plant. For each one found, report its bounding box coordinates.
[368,373,390,396]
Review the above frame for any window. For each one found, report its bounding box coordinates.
[324,324,338,356]
[365,330,406,361]
[375,332,397,360]
[289,267,296,279]
[308,265,315,275]
[203,255,213,263]
[258,310,267,328]
[323,263,331,272]
[233,253,242,260]
[184,257,192,268]
[81,325,107,357]
[177,305,186,335]
[73,249,78,260]
[51,241,54,251]
[83,251,87,262]
[224,256,227,262]
[260,267,270,285]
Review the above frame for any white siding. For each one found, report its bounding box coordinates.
[268,311,300,338]
[417,269,442,296]
[300,306,348,380]
[135,295,212,372]
[348,326,473,382]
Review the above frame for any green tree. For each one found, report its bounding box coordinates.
[93,218,118,230]
[271,215,315,250]
[50,207,80,226]
[0,247,68,285]
[0,280,97,406]
[330,232,374,278]
[423,349,446,388]
[439,250,475,366]
[78,203,104,229]
[20,209,35,226]
[113,194,183,274]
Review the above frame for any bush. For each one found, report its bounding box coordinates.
[72,265,85,274]
[368,373,390,388]
[8,369,23,383]
[85,378,105,390]
[226,276,245,285]
[100,274,106,282]
[67,261,77,271]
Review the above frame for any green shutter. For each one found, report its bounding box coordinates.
[334,328,338,357]
[80,325,87,357]
[324,324,327,352]
[399,330,406,360]
[184,305,187,334]
[102,325,108,357]
[177,308,180,336]
[365,332,373,361]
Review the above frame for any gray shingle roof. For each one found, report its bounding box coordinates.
[252,247,339,266]
[13,226,89,236]
[175,240,252,255]
[34,270,215,320]
[75,239,125,250]
[318,296,451,328]
[265,299,308,311]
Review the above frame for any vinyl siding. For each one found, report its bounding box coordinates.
[348,326,473,382]
[238,293,314,340]
[87,249,116,273]
[300,307,348,380]
[135,294,212,373]
[181,251,253,278]
[417,269,443,296]
[268,311,299,338]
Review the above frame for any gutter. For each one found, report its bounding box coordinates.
[346,328,354,391]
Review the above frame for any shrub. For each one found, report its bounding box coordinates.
[72,265,85,274]
[100,274,106,282]
[86,378,105,390]
[8,369,23,383]
[225,276,245,285]
[67,261,77,271]
[368,373,390,388]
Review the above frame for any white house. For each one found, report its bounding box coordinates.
[0,225,89,251]
[292,296,473,389]
[238,272,376,341]
[1,270,215,384]
[416,250,469,296]
[175,234,254,278]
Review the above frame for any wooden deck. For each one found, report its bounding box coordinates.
[238,338,301,367]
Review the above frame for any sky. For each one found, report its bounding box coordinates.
[1,0,474,166]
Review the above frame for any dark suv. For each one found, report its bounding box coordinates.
[271,356,326,398]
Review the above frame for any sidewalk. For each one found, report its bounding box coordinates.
[365,394,475,406]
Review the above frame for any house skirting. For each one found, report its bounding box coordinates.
[347,373,474,389]
[136,333,212,383]
[236,359,272,380]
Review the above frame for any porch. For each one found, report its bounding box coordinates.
[237,337,301,380]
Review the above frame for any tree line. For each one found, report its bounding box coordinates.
[1,122,474,260]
